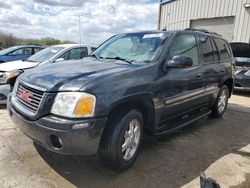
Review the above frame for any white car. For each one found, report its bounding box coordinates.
[0,44,97,104]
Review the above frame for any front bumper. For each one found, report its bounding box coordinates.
[8,97,107,156]
[0,84,11,104]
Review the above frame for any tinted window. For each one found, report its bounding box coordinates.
[214,38,231,61]
[168,34,199,65]
[200,35,214,63]
[211,38,220,61]
[58,47,88,61]
[69,47,88,59]
[23,48,32,55]
[34,48,43,53]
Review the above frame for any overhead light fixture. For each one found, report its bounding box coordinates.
[244,3,250,8]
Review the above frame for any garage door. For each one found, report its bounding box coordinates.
[190,16,235,42]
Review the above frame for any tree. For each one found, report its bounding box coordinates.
[0,31,75,49]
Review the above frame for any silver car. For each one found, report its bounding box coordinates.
[0,44,97,104]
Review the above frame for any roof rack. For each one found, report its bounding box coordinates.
[184,28,221,36]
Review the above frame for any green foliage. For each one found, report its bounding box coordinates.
[0,32,74,49]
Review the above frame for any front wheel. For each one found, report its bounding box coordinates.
[99,109,143,171]
[211,85,229,118]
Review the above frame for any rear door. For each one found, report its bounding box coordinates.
[199,34,219,101]
[201,35,232,102]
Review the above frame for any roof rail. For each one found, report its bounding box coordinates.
[184,28,221,36]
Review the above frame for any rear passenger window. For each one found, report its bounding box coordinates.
[214,38,231,62]
[34,48,43,54]
[211,39,220,61]
[200,36,214,63]
[168,34,199,66]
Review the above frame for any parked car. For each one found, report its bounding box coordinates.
[0,44,96,104]
[230,42,250,91]
[8,29,234,170]
[0,45,44,63]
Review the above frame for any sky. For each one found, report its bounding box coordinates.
[0,0,160,45]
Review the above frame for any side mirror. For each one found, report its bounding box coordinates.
[164,56,193,71]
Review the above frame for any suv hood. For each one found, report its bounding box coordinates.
[19,58,140,92]
[0,60,39,72]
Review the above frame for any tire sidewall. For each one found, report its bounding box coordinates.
[214,85,229,116]
[112,110,143,170]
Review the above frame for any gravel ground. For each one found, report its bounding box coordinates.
[0,92,250,188]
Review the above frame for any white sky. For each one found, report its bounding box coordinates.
[0,0,159,45]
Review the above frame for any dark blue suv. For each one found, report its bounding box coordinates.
[0,45,44,63]
[8,29,234,170]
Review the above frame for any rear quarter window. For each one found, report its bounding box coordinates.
[214,38,232,62]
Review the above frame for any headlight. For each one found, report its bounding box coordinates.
[0,70,23,84]
[51,92,96,118]
[244,70,250,76]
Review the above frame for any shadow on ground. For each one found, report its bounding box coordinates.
[35,103,250,188]
[0,104,6,109]
[233,90,250,97]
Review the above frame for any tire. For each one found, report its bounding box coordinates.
[211,85,229,118]
[99,109,143,171]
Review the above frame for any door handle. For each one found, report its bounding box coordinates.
[196,73,203,78]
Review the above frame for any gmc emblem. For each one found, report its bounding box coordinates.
[20,90,33,102]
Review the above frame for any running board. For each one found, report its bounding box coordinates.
[154,110,211,136]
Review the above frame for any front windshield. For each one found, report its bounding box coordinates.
[0,46,19,55]
[93,32,169,63]
[27,47,65,62]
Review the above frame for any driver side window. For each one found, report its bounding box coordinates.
[168,34,199,66]
[56,47,88,62]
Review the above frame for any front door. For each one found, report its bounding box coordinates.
[156,33,206,127]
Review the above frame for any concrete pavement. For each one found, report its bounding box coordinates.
[0,92,250,188]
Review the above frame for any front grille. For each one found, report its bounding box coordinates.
[16,83,44,112]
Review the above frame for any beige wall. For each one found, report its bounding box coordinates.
[159,0,250,43]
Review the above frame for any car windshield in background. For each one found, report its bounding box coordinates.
[235,57,250,67]
[27,47,65,63]
[0,46,19,55]
[93,32,169,63]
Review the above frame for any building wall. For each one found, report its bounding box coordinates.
[159,0,250,43]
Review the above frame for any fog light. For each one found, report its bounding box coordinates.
[50,135,63,149]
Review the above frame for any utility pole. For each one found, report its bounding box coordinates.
[79,13,82,44]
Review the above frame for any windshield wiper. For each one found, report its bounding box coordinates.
[103,57,133,64]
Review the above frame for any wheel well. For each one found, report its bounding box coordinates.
[223,78,233,97]
[107,99,155,131]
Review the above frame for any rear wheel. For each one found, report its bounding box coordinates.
[99,109,143,171]
[211,85,229,118]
